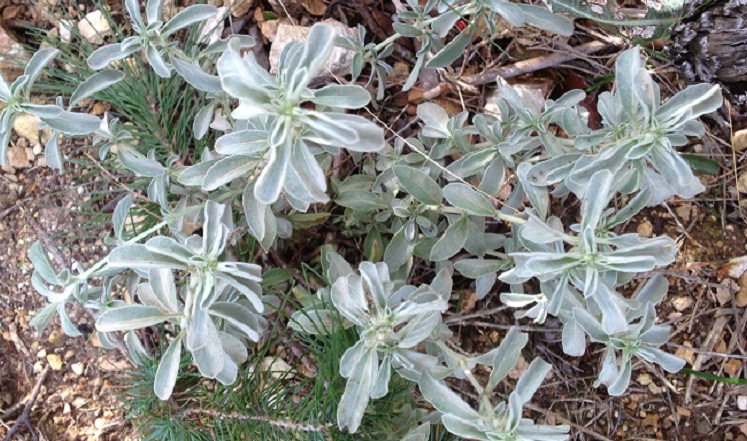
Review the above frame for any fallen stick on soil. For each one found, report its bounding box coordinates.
[422,40,615,101]
[464,40,614,85]
[2,365,50,441]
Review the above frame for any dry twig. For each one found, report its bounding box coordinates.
[1,365,50,441]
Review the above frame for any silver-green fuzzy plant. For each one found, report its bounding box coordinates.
[330,43,718,435]
[309,259,449,432]
[211,24,385,206]
[341,0,574,95]
[17,3,724,438]
[526,46,722,203]
[87,0,219,77]
[30,199,267,400]
[173,23,385,251]
[0,48,107,167]
[420,328,570,441]
[99,200,266,399]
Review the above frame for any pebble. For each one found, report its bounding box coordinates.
[733,128,747,152]
[48,330,66,347]
[77,10,111,45]
[674,341,695,365]
[268,19,356,76]
[37,349,47,359]
[738,396,747,411]
[725,256,747,279]
[637,220,653,238]
[738,173,747,194]
[715,279,734,306]
[6,147,31,169]
[737,289,747,308]
[12,113,43,143]
[71,362,84,376]
[260,356,295,380]
[47,354,63,371]
[724,358,742,377]
[647,382,662,394]
[671,296,693,312]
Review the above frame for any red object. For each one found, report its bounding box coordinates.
[455,19,468,31]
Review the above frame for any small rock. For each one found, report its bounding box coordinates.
[737,289,747,308]
[260,18,283,42]
[508,354,529,380]
[230,0,255,17]
[63,403,71,414]
[724,358,742,377]
[37,349,47,359]
[47,354,63,371]
[260,356,295,380]
[71,362,84,376]
[12,113,43,144]
[198,6,224,45]
[716,279,734,306]
[671,296,693,312]
[637,221,653,238]
[737,173,747,194]
[485,81,551,117]
[647,382,662,394]
[59,20,74,42]
[733,128,747,152]
[33,361,44,373]
[675,204,692,223]
[6,147,31,169]
[637,373,652,386]
[269,19,357,77]
[78,10,111,45]
[48,330,66,347]
[32,143,43,156]
[98,355,130,371]
[674,342,695,365]
[737,396,747,411]
[91,102,107,115]
[724,256,747,279]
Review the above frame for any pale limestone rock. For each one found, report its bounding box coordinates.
[738,173,747,194]
[260,356,295,380]
[733,128,747,152]
[6,147,30,169]
[59,20,74,42]
[71,362,85,376]
[47,353,63,371]
[199,6,225,45]
[78,10,111,45]
[636,220,653,238]
[671,296,693,312]
[269,19,356,77]
[12,113,46,146]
